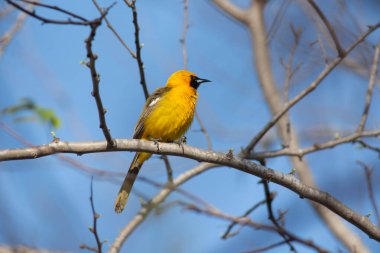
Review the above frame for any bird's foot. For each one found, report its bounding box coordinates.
[150,137,162,152]
[174,136,186,153]
[175,136,187,146]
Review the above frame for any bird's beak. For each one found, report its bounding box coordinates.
[197,77,211,84]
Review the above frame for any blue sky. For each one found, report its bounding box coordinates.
[1,1,380,252]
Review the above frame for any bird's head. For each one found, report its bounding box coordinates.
[166,70,210,89]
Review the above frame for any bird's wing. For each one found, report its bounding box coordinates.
[133,86,172,139]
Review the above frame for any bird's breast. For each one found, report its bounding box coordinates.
[143,87,198,141]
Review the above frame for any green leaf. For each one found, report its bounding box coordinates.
[1,98,61,129]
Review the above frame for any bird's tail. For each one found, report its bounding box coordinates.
[114,152,151,213]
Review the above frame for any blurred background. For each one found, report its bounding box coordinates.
[1,0,380,252]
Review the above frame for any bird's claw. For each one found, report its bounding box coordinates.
[175,136,187,146]
[150,138,162,152]
[174,136,187,153]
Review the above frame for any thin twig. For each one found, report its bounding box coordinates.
[0,5,14,18]
[266,0,290,43]
[6,0,93,25]
[195,111,212,150]
[182,202,330,253]
[282,24,301,146]
[125,0,149,99]
[262,180,296,252]
[160,155,173,183]
[90,177,103,253]
[357,161,380,226]
[180,0,189,69]
[221,197,268,239]
[307,0,344,56]
[243,240,287,253]
[81,178,103,252]
[20,0,88,21]
[138,176,213,208]
[0,2,33,58]
[249,130,380,159]
[91,0,136,58]
[85,8,116,148]
[356,140,380,156]
[356,42,380,132]
[80,245,98,252]
[179,0,212,150]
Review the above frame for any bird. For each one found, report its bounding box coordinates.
[114,70,210,213]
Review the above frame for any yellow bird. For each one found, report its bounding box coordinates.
[114,70,210,213]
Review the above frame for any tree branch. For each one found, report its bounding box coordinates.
[1,139,379,242]
[85,14,115,148]
[90,178,103,253]
[181,202,330,253]
[306,0,344,56]
[212,0,247,24]
[262,180,296,252]
[357,161,380,226]
[92,0,136,58]
[5,0,93,26]
[250,130,380,159]
[180,0,189,70]
[357,42,380,132]
[125,0,149,99]
[0,2,32,58]
[221,197,267,239]
[179,0,212,150]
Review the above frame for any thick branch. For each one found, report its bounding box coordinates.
[212,0,247,24]
[1,139,380,242]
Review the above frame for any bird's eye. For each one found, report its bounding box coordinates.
[190,76,200,89]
